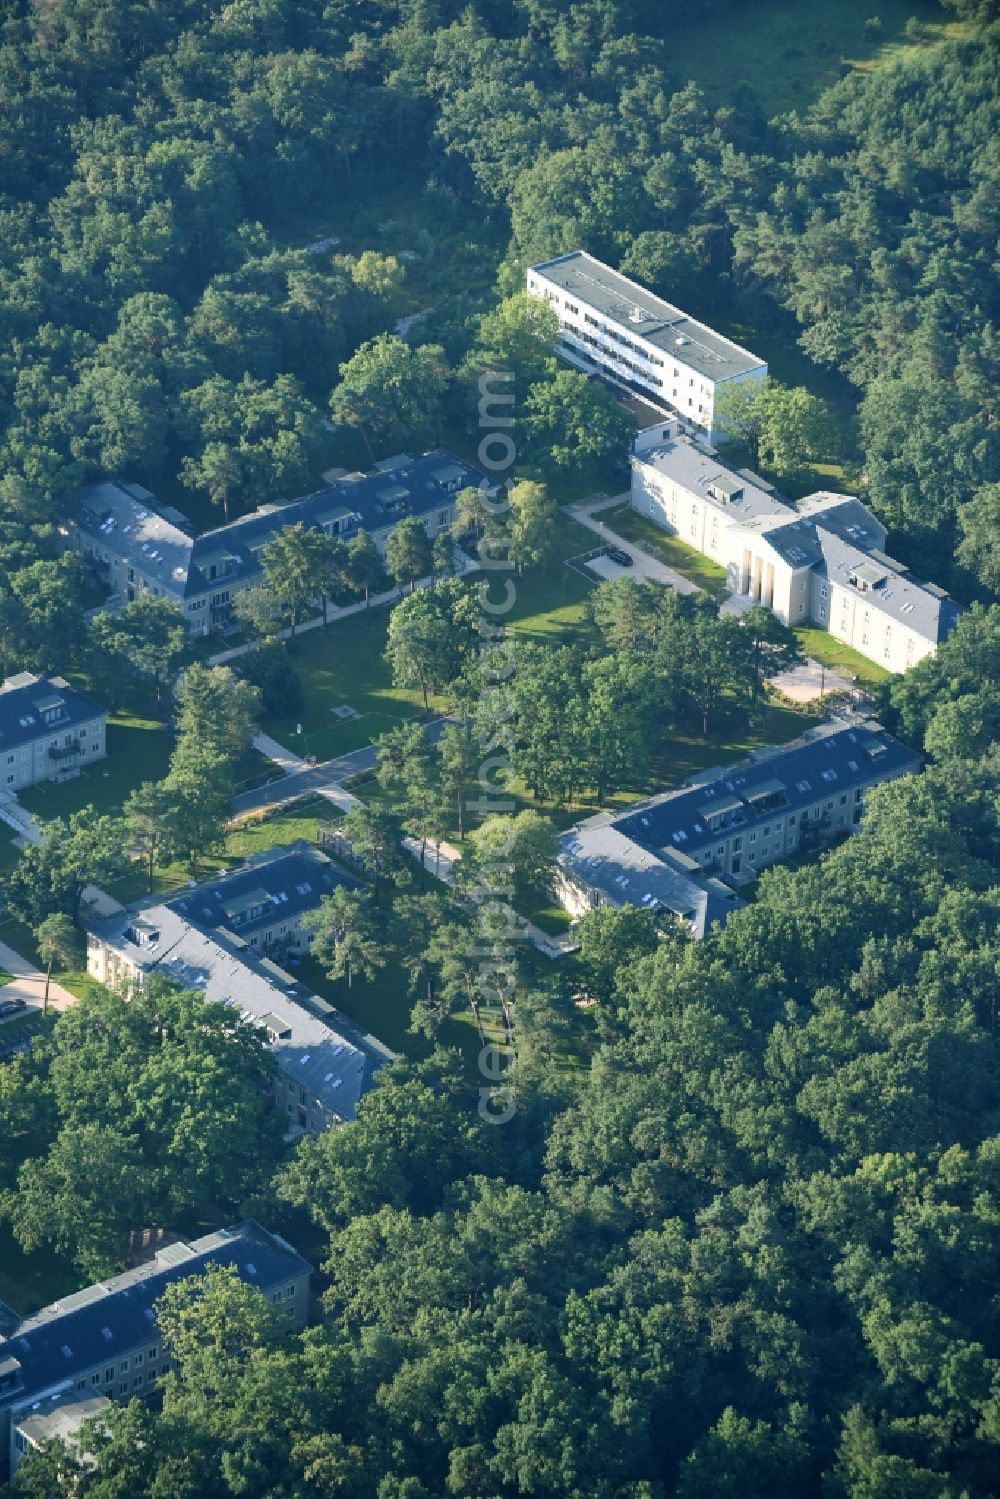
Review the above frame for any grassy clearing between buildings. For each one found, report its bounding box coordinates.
[18,714,174,823]
[0,1224,83,1318]
[261,609,433,763]
[18,718,279,829]
[659,0,954,118]
[602,505,730,598]
[793,626,893,687]
[288,942,480,1065]
[259,514,603,760]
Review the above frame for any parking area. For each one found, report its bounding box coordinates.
[0,938,79,1021]
[567,498,700,594]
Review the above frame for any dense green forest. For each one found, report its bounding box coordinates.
[3,0,1000,1494]
[13,603,1000,1496]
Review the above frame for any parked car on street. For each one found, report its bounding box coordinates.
[606,546,634,567]
[0,997,27,1019]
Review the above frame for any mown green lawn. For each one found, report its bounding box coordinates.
[287,942,480,1065]
[508,514,602,641]
[602,505,730,598]
[259,514,605,760]
[18,714,175,823]
[793,627,893,687]
[261,609,435,763]
[113,797,346,907]
[659,0,953,117]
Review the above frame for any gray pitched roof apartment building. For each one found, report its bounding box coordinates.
[67,450,482,636]
[0,673,107,792]
[557,718,921,937]
[86,844,391,1131]
[0,1222,310,1479]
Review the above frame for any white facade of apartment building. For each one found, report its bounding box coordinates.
[527,251,767,442]
[630,424,959,674]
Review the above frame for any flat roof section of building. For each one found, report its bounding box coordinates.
[531,251,766,381]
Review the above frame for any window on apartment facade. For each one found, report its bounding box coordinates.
[105,1368,114,1382]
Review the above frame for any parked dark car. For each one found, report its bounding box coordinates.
[607,546,634,567]
[0,997,27,1019]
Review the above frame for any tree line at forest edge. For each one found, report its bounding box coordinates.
[0,0,995,661]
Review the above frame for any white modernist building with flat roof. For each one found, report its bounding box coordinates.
[527,250,767,442]
[630,421,960,673]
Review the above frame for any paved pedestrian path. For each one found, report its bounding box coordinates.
[252,733,309,774]
[0,938,77,1017]
[564,495,699,594]
[233,718,453,817]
